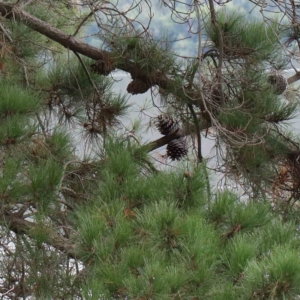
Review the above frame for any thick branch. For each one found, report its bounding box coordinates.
[0,3,105,59]
[0,3,168,86]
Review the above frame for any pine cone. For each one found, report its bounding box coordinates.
[90,59,115,76]
[166,138,188,161]
[127,79,150,95]
[268,74,287,95]
[156,115,178,135]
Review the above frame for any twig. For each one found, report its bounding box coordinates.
[1,286,14,298]
[188,103,203,163]
[72,50,103,104]
[73,10,98,36]
[207,0,225,105]
[0,22,12,42]
[58,199,74,211]
[35,113,47,137]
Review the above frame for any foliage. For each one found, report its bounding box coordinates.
[205,10,280,63]
[1,0,300,299]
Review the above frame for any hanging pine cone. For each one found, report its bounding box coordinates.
[156,115,178,135]
[268,74,287,95]
[127,78,150,95]
[166,138,188,161]
[90,59,115,76]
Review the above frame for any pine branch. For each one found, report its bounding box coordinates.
[207,0,225,106]
[1,2,299,155]
[1,210,77,259]
[188,103,203,163]
[0,3,168,88]
[143,123,207,152]
[142,129,185,152]
[1,2,297,93]
[0,2,211,152]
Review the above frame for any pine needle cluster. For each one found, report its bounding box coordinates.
[69,143,300,300]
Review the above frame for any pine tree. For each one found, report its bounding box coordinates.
[1,1,300,299]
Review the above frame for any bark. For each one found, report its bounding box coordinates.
[144,129,187,152]
[0,3,105,61]
[143,124,209,153]
[287,71,300,85]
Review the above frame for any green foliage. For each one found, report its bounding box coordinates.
[109,33,177,73]
[0,83,40,116]
[46,55,101,96]
[10,22,45,58]
[28,158,63,208]
[45,129,74,161]
[258,220,300,252]
[216,69,299,187]
[218,71,296,131]
[0,114,33,145]
[242,246,300,299]
[29,221,53,247]
[207,192,270,233]
[2,2,300,299]
[68,144,300,299]
[205,10,280,62]
[222,234,258,278]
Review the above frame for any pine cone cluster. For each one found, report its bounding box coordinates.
[268,74,287,95]
[127,79,150,95]
[90,59,115,76]
[156,115,178,135]
[155,114,188,161]
[166,138,188,161]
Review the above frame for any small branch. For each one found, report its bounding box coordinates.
[0,3,107,59]
[143,129,187,152]
[1,286,15,298]
[72,51,103,104]
[188,103,203,163]
[193,1,204,164]
[208,0,225,105]
[0,22,12,42]
[23,65,29,87]
[58,199,74,211]
[35,112,47,137]
[73,10,98,36]
[143,112,210,153]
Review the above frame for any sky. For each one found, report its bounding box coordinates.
[87,0,263,57]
